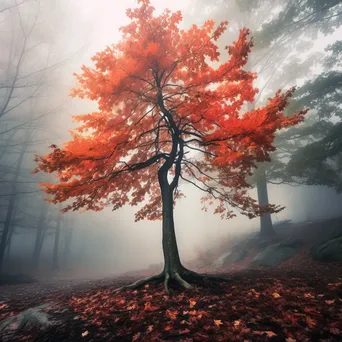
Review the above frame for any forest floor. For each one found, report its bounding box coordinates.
[1,219,342,341]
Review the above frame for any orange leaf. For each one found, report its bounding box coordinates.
[189,299,196,308]
[234,320,240,327]
[81,331,89,337]
[306,316,316,329]
[254,331,276,337]
[144,302,152,311]
[304,293,314,299]
[167,309,178,320]
[272,292,281,298]
[214,319,223,326]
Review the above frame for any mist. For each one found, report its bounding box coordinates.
[1,0,342,281]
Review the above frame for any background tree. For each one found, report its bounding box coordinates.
[35,0,306,292]
[286,40,342,190]
[190,0,342,236]
[0,0,91,278]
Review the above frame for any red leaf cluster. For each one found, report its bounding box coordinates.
[34,0,307,221]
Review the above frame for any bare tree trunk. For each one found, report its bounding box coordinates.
[52,213,61,270]
[63,220,73,269]
[5,208,17,259]
[256,169,275,237]
[32,205,47,269]
[160,182,183,275]
[0,148,25,277]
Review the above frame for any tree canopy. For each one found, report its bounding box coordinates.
[34,0,306,291]
[35,0,305,220]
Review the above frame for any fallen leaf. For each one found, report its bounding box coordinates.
[306,316,316,329]
[147,325,153,333]
[167,309,178,320]
[304,293,314,299]
[325,299,335,305]
[329,327,342,335]
[180,328,191,334]
[132,332,141,341]
[81,331,89,337]
[214,319,223,326]
[164,325,172,331]
[272,292,281,298]
[189,299,196,308]
[285,338,296,342]
[253,331,276,337]
[234,320,240,326]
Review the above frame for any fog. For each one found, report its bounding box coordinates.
[1,0,342,281]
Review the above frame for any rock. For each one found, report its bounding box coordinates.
[213,249,248,268]
[311,236,342,262]
[279,237,303,248]
[251,239,302,267]
[0,303,54,339]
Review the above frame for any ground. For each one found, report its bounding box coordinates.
[1,219,342,341]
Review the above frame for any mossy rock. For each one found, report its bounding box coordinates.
[0,304,53,334]
[214,248,248,267]
[251,242,301,267]
[311,236,342,262]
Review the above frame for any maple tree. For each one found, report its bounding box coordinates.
[34,0,306,292]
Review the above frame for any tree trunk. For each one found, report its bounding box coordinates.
[63,222,73,269]
[160,183,183,275]
[5,209,17,259]
[0,149,25,277]
[32,205,47,269]
[256,169,275,237]
[52,213,61,270]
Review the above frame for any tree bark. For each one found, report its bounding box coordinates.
[5,208,17,259]
[52,213,61,270]
[0,148,25,277]
[256,169,275,237]
[63,222,73,269]
[32,205,47,269]
[160,183,183,275]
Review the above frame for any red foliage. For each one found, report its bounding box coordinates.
[34,0,307,222]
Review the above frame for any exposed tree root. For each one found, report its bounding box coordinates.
[184,268,232,283]
[115,267,231,294]
[174,272,193,289]
[115,273,164,293]
[164,273,170,294]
